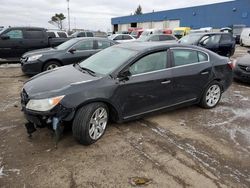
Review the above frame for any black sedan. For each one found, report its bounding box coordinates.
[21,37,116,75]
[21,42,233,145]
[234,51,250,83]
[179,32,236,57]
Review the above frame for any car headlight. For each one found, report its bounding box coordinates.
[27,54,42,62]
[26,95,64,111]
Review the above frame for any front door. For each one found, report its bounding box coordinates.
[0,29,24,59]
[114,50,173,119]
[63,40,97,65]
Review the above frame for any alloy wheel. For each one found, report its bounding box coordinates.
[46,64,59,70]
[89,107,108,140]
[205,84,221,107]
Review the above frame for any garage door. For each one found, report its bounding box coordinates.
[168,20,180,29]
[153,21,163,29]
[121,24,129,31]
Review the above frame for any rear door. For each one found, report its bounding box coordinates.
[0,28,24,59]
[170,48,212,104]
[199,34,221,54]
[23,29,48,52]
[63,40,96,64]
[115,50,173,118]
[219,34,235,56]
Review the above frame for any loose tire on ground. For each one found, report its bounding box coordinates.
[199,81,222,109]
[72,102,109,145]
[43,61,61,72]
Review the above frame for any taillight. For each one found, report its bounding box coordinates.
[228,59,236,69]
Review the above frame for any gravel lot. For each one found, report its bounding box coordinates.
[0,46,250,188]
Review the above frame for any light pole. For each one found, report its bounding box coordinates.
[67,0,70,33]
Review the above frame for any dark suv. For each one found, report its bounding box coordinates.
[179,32,236,57]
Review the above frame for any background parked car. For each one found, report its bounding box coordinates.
[47,30,68,38]
[179,32,236,57]
[139,29,162,39]
[70,31,94,38]
[130,29,144,39]
[0,27,69,61]
[21,37,116,75]
[173,27,191,39]
[232,24,246,44]
[108,34,136,43]
[240,28,250,46]
[234,51,250,83]
[20,42,233,145]
[137,34,177,43]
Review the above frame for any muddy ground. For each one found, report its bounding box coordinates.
[0,46,250,188]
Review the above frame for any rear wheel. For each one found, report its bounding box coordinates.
[200,82,222,109]
[72,102,108,145]
[43,61,61,72]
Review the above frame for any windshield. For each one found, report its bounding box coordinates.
[179,34,202,44]
[141,31,151,37]
[0,28,6,34]
[137,35,149,41]
[55,38,79,50]
[79,46,137,75]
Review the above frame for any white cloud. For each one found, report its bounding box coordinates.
[0,0,232,32]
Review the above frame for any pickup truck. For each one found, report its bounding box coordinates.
[0,27,69,61]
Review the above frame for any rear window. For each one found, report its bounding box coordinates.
[78,32,86,37]
[24,30,44,39]
[58,32,67,38]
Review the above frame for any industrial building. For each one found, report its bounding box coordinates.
[111,0,250,32]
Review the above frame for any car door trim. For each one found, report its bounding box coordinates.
[123,97,197,120]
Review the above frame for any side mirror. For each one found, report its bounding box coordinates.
[118,69,131,81]
[69,48,76,54]
[1,35,10,40]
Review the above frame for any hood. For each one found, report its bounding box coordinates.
[237,53,250,66]
[22,47,62,57]
[23,65,100,98]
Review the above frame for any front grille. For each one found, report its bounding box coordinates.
[238,64,250,72]
[21,89,29,105]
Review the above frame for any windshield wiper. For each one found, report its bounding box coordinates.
[76,64,96,76]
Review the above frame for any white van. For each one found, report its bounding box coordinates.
[240,28,250,46]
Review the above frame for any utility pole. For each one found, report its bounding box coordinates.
[67,0,70,33]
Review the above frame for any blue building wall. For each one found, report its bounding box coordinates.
[111,0,250,29]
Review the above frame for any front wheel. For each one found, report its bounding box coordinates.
[43,61,61,72]
[199,82,222,109]
[72,103,109,145]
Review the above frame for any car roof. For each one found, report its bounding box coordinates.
[115,42,209,52]
[72,37,114,42]
[7,26,45,30]
[189,32,232,36]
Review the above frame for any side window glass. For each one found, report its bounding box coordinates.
[123,35,132,40]
[149,35,159,41]
[58,32,67,38]
[202,35,221,45]
[73,40,93,51]
[198,51,208,62]
[114,35,123,40]
[129,51,167,75]
[86,32,94,37]
[24,30,44,39]
[78,32,86,37]
[220,34,232,43]
[97,40,110,49]
[47,32,56,38]
[172,49,199,66]
[5,30,23,39]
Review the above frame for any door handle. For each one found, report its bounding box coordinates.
[201,71,209,75]
[161,80,171,84]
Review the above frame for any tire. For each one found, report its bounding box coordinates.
[72,102,109,145]
[199,81,222,109]
[43,61,61,72]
